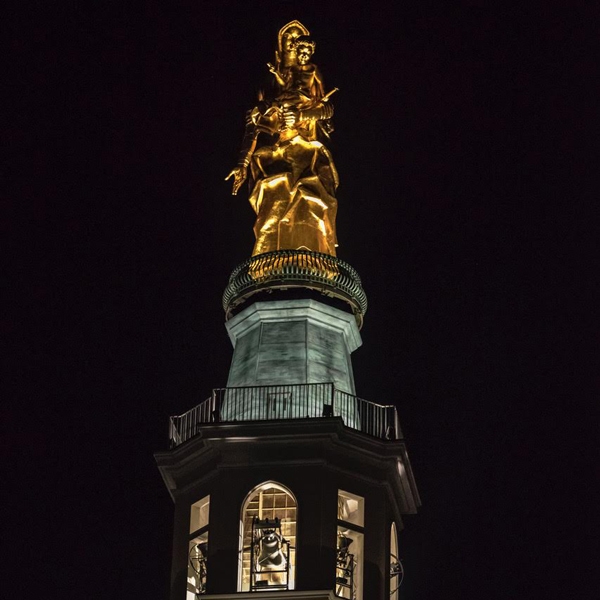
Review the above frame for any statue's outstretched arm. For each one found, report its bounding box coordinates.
[300,101,334,122]
[299,85,337,123]
[267,62,286,88]
[225,112,258,195]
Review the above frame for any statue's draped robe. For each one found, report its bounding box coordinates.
[244,101,339,257]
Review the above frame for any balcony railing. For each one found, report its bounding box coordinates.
[169,383,400,448]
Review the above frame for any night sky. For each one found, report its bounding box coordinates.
[7,2,595,599]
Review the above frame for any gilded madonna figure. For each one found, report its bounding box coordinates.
[226,21,340,257]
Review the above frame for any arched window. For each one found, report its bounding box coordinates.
[390,522,403,599]
[187,495,210,598]
[238,481,297,592]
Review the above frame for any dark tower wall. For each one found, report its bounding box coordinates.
[157,417,419,599]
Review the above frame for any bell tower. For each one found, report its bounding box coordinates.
[155,21,420,600]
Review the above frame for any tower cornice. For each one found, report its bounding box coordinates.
[155,418,420,517]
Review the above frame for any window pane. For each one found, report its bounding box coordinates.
[337,489,364,527]
[187,531,208,598]
[336,526,363,600]
[390,522,402,600]
[190,495,210,534]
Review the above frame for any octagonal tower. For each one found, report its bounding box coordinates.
[155,21,419,600]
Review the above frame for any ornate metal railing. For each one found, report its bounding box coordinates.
[222,250,368,328]
[169,383,400,448]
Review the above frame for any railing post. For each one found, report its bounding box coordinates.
[331,383,335,414]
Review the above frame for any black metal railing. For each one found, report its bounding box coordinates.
[222,250,368,328]
[169,383,400,447]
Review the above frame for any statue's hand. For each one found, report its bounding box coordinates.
[267,63,286,88]
[281,106,299,129]
[225,166,247,195]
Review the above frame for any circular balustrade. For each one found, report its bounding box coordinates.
[223,250,368,328]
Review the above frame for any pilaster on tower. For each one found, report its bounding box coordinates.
[155,20,420,600]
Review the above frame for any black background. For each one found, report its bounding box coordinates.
[6,2,596,599]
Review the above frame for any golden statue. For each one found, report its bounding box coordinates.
[226,21,340,257]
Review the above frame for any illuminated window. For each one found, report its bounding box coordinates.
[336,490,364,600]
[187,495,210,598]
[390,522,403,599]
[238,482,297,592]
